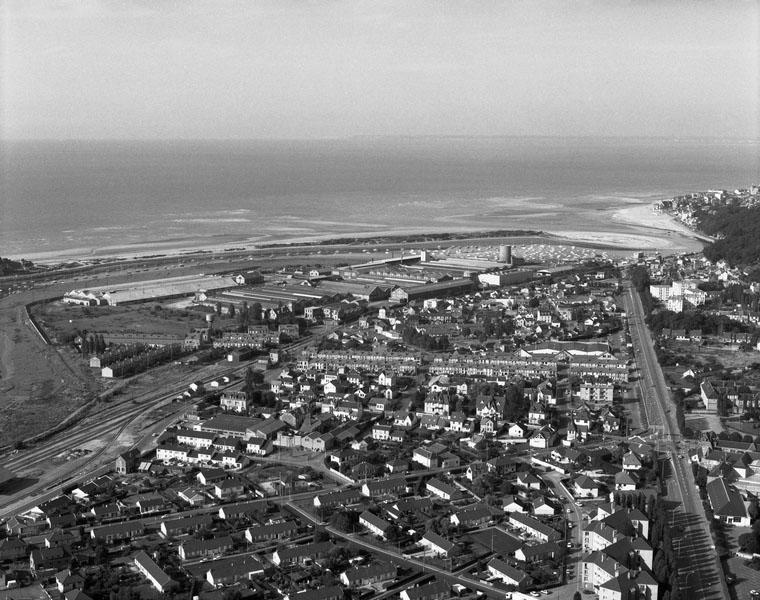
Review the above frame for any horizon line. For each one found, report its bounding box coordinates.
[1,134,759,144]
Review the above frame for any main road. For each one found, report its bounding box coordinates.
[623,282,725,600]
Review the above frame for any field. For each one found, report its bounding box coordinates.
[0,294,97,446]
[30,301,211,344]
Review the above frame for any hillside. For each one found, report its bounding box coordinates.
[698,205,760,266]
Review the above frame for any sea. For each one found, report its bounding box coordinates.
[1,137,758,262]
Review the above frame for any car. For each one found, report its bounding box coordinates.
[575,501,582,506]
[530,593,541,598]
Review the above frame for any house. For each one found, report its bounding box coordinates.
[55,569,84,594]
[176,429,216,449]
[359,511,394,538]
[115,449,140,474]
[136,494,166,515]
[272,541,334,566]
[315,489,363,509]
[362,476,407,498]
[386,459,409,473]
[340,562,397,587]
[486,557,528,589]
[214,478,244,500]
[426,478,460,501]
[220,388,249,413]
[197,467,228,486]
[178,535,234,561]
[420,531,455,556]
[502,495,526,513]
[245,520,298,543]
[516,472,542,490]
[134,551,173,593]
[466,461,486,482]
[706,478,750,526]
[622,451,643,471]
[205,554,265,587]
[90,502,121,520]
[160,514,213,538]
[400,581,451,600]
[0,538,27,561]
[91,521,145,543]
[373,424,392,441]
[529,426,557,449]
[30,546,70,575]
[157,445,189,462]
[515,541,560,563]
[218,500,260,520]
[573,474,600,498]
[528,402,547,425]
[246,437,271,456]
[447,412,475,433]
[178,487,208,506]
[450,503,492,528]
[614,470,638,491]
[486,455,518,475]
[413,447,440,469]
[531,497,556,516]
[508,512,561,542]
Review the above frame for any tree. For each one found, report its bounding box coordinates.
[313,527,330,543]
[243,367,256,403]
[749,497,760,521]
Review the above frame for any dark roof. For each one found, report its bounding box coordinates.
[134,551,172,588]
[707,478,747,518]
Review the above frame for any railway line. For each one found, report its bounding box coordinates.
[0,331,316,518]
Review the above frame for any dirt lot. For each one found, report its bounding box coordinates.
[30,301,210,344]
[661,342,760,386]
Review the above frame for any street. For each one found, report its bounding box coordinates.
[624,283,726,600]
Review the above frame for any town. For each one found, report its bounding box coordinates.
[1,190,760,600]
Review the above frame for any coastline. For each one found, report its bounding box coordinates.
[10,200,708,268]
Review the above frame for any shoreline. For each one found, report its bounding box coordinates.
[10,200,707,268]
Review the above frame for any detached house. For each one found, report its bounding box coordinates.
[573,474,600,498]
[706,478,750,526]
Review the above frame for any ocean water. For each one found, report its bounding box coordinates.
[1,137,757,260]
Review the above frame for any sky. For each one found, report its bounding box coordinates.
[1,0,758,140]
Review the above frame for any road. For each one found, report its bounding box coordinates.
[624,283,725,600]
[285,500,540,600]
